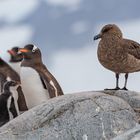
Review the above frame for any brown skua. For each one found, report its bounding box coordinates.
[94,24,140,90]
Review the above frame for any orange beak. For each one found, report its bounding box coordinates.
[19,48,29,53]
[7,50,15,55]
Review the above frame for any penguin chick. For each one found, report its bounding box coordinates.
[0,81,19,127]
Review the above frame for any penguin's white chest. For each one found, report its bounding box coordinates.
[9,62,21,75]
[20,67,49,109]
[10,86,20,116]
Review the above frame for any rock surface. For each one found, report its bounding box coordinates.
[0,91,137,140]
[113,124,140,140]
[103,90,140,122]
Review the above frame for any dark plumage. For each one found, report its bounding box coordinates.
[0,81,18,127]
[7,47,23,63]
[0,57,28,111]
[94,24,140,90]
[0,57,20,91]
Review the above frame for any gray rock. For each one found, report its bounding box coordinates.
[103,90,140,121]
[0,91,137,140]
[113,124,140,140]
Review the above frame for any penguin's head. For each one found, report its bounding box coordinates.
[7,47,23,62]
[6,81,18,87]
[3,79,20,92]
[6,77,20,86]
[19,44,42,61]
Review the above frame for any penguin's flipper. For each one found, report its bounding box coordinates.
[9,97,18,118]
[39,74,56,98]
[17,86,28,111]
[40,75,47,89]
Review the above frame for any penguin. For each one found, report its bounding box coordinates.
[0,57,28,111]
[7,46,23,74]
[0,80,19,127]
[19,44,64,109]
[0,57,20,92]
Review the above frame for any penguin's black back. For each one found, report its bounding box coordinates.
[0,94,10,126]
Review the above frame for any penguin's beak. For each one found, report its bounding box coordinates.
[19,48,29,53]
[7,50,15,55]
[93,34,102,40]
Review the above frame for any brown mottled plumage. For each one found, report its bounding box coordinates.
[94,24,140,90]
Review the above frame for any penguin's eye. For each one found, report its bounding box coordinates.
[102,26,112,33]
[103,28,109,33]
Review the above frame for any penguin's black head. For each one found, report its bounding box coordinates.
[19,44,42,61]
[7,47,23,62]
[6,81,17,87]
[5,77,19,87]
[3,80,19,92]
[12,81,19,86]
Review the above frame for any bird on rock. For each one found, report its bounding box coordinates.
[19,44,64,109]
[94,24,140,90]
